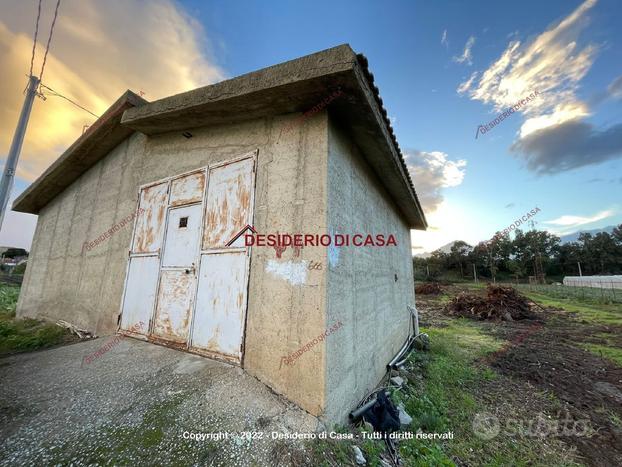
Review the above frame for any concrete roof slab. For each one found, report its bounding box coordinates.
[13,45,427,230]
[122,44,427,229]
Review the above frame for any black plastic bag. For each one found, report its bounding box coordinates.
[362,391,400,434]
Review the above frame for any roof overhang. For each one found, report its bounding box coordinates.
[12,91,147,214]
[15,45,426,229]
[122,44,427,229]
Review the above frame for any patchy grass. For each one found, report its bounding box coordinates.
[406,282,622,465]
[513,283,622,305]
[101,397,185,458]
[309,317,579,466]
[42,396,225,466]
[396,321,579,466]
[523,290,622,325]
[0,284,75,356]
[502,285,622,372]
[581,342,622,367]
[396,322,487,466]
[579,331,622,368]
[307,425,385,467]
[437,294,452,305]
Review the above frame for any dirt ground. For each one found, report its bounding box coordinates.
[490,314,622,466]
[417,284,622,466]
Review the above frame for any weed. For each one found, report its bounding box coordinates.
[609,412,622,428]
[0,284,75,356]
[580,342,622,367]
[0,284,20,316]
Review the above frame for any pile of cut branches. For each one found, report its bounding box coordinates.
[415,282,443,295]
[445,284,537,321]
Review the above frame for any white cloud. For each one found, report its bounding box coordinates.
[0,195,37,250]
[457,0,622,174]
[0,0,225,182]
[404,150,467,213]
[410,200,473,254]
[453,36,475,65]
[543,209,613,227]
[441,29,449,48]
[458,0,598,125]
[457,71,478,95]
[1,0,226,249]
[608,75,622,99]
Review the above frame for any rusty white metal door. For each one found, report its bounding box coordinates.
[190,155,256,363]
[120,170,205,342]
[192,252,249,358]
[152,204,202,343]
[161,205,202,267]
[120,181,169,335]
[120,256,159,334]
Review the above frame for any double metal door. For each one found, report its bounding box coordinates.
[119,154,256,363]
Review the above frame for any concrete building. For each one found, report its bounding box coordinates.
[13,44,427,424]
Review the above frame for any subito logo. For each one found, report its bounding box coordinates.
[472,412,500,440]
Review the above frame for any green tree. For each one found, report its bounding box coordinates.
[512,229,559,279]
[578,232,621,274]
[428,250,450,279]
[2,248,28,259]
[449,241,472,278]
[556,242,582,276]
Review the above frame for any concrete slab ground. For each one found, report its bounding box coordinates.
[0,337,322,466]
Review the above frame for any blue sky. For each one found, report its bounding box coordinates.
[1,0,621,252]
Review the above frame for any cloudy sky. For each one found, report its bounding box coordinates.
[1,0,621,252]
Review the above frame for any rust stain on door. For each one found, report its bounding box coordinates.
[170,171,205,207]
[133,182,168,253]
[202,158,254,249]
[152,270,194,343]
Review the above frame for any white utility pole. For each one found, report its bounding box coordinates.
[0,75,40,229]
[578,262,582,277]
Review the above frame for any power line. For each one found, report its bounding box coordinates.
[29,0,42,77]
[39,82,100,119]
[2,0,64,230]
[39,0,61,84]
[24,1,95,119]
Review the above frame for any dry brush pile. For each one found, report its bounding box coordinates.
[445,284,538,321]
[415,283,443,295]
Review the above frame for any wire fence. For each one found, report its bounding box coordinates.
[500,281,622,305]
[0,274,23,286]
[563,276,622,290]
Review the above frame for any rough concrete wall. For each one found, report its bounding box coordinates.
[17,134,146,334]
[324,118,415,425]
[243,111,328,417]
[141,111,329,416]
[16,111,329,418]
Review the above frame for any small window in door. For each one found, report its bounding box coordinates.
[179,217,188,228]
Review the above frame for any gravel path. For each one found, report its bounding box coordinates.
[0,337,320,466]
